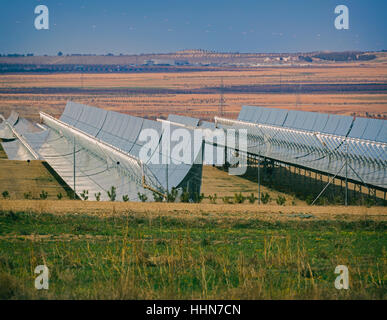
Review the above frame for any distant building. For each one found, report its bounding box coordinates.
[142,59,189,66]
[143,59,175,66]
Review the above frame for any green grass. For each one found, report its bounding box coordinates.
[0,210,385,299]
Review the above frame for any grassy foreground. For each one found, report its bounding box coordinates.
[0,204,386,300]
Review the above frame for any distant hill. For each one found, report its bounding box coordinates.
[0,51,384,73]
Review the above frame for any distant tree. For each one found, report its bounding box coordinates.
[57,51,63,56]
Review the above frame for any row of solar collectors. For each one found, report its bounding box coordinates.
[161,111,386,188]
[238,106,387,143]
[165,113,381,164]
[0,113,53,158]
[218,121,386,189]
[167,110,384,161]
[167,114,200,127]
[0,111,20,140]
[43,112,160,190]
[255,137,386,188]
[0,122,14,140]
[57,102,201,192]
[213,121,384,188]
[25,128,154,201]
[165,110,386,166]
[7,111,19,126]
[233,122,386,163]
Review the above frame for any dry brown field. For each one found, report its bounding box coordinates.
[1,199,386,222]
[0,62,386,122]
[0,160,70,200]
[0,159,298,204]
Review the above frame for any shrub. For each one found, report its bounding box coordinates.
[24,192,32,200]
[260,192,270,204]
[201,237,211,247]
[153,192,164,202]
[67,190,76,199]
[57,193,63,200]
[107,186,116,202]
[138,192,148,202]
[80,190,89,201]
[180,189,190,203]
[122,195,129,202]
[305,194,314,205]
[208,194,217,204]
[364,197,375,208]
[193,192,204,203]
[276,195,286,205]
[247,193,255,204]
[39,190,48,200]
[0,273,23,299]
[296,192,306,201]
[333,195,344,205]
[233,192,245,204]
[166,187,178,203]
[2,191,10,199]
[94,192,101,201]
[317,196,329,206]
[222,196,233,204]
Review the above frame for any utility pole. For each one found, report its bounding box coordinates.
[257,156,261,204]
[279,72,282,93]
[345,140,348,206]
[73,136,76,200]
[219,77,224,117]
[257,135,262,205]
[166,162,169,199]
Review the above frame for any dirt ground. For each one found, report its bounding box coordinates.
[0,159,298,203]
[0,199,386,222]
[0,160,70,200]
[201,165,307,205]
[0,157,386,220]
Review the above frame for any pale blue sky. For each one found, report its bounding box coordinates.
[0,0,385,55]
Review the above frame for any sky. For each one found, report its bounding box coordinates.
[0,0,386,55]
